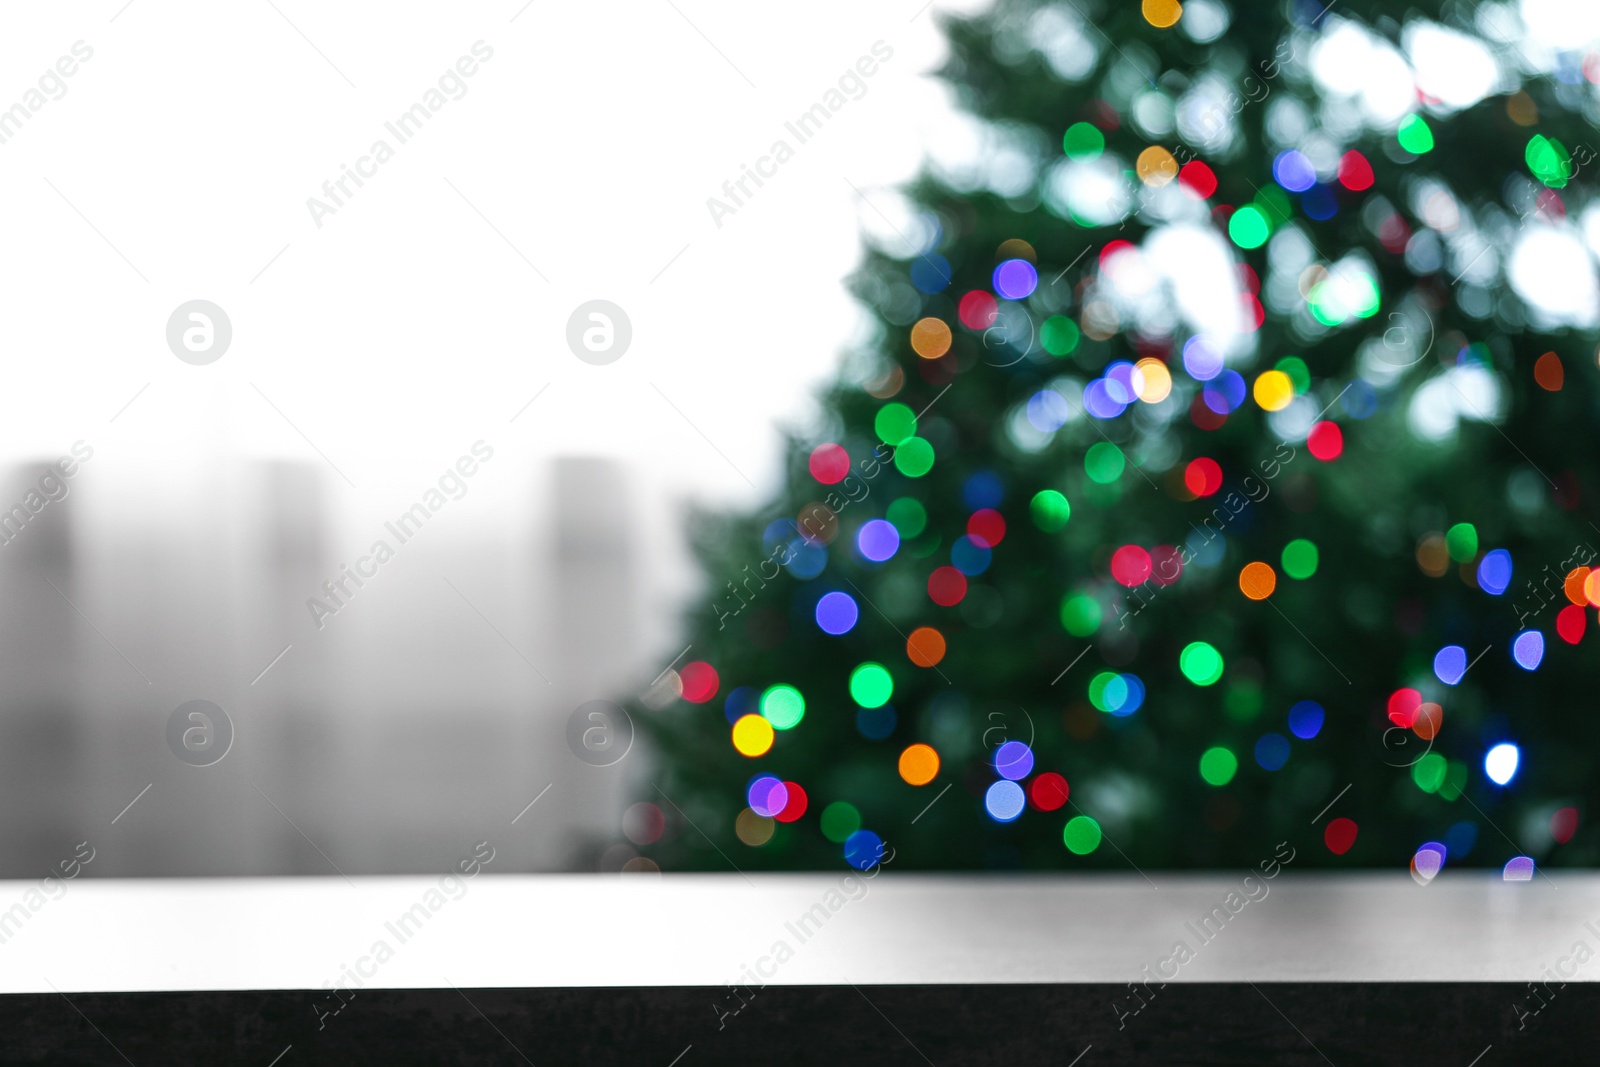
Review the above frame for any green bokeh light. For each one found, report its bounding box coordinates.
[1282,539,1319,579]
[886,497,927,538]
[820,801,861,843]
[1446,522,1478,563]
[875,403,917,445]
[1398,114,1434,154]
[1275,356,1310,394]
[1228,205,1270,249]
[760,684,806,730]
[1030,489,1071,531]
[1063,815,1102,854]
[1060,594,1102,636]
[1062,122,1105,160]
[1040,315,1081,356]
[1085,442,1126,484]
[1199,746,1238,786]
[1087,671,1130,713]
[1526,134,1571,188]
[1180,641,1224,686]
[1412,752,1447,793]
[894,437,935,477]
[849,662,894,708]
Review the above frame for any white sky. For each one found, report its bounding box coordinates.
[0,0,989,519]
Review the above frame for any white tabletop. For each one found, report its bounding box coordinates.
[2,871,1590,993]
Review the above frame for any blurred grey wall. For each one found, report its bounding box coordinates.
[0,455,651,878]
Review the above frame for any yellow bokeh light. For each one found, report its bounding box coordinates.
[1584,569,1600,607]
[1135,358,1172,402]
[1253,370,1294,411]
[1136,145,1179,187]
[996,238,1037,263]
[898,743,941,786]
[735,807,775,846]
[732,713,775,757]
[1142,0,1182,28]
[910,317,952,360]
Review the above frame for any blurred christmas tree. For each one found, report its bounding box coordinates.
[628,0,1600,873]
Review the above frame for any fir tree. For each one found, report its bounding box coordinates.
[634,0,1600,872]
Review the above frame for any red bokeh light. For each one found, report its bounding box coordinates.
[1179,160,1218,199]
[1387,688,1421,728]
[967,508,1007,548]
[927,566,968,607]
[1185,457,1224,497]
[680,662,720,704]
[1307,421,1344,461]
[1558,603,1587,644]
[1325,817,1358,855]
[1338,150,1374,191]
[1110,545,1153,587]
[809,443,851,485]
[775,781,809,823]
[1030,772,1070,811]
[958,290,998,330]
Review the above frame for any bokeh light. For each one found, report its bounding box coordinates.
[815,591,860,635]
[1253,370,1294,411]
[1239,561,1277,600]
[1185,457,1224,496]
[736,808,775,846]
[1112,545,1154,586]
[760,684,806,730]
[1030,772,1069,811]
[1324,817,1358,855]
[857,518,901,562]
[1180,641,1224,685]
[680,661,720,703]
[1199,745,1238,785]
[1281,539,1318,579]
[906,626,947,667]
[1288,700,1324,739]
[985,779,1026,822]
[1255,733,1290,771]
[1306,421,1343,461]
[844,829,885,870]
[731,714,775,757]
[849,662,894,708]
[910,317,953,360]
[1512,630,1544,670]
[894,437,936,477]
[1503,856,1535,881]
[1485,742,1520,785]
[820,802,861,843]
[748,775,789,818]
[927,565,968,607]
[898,743,941,786]
[1030,489,1071,531]
[775,781,808,823]
[967,508,1007,548]
[951,535,992,576]
[1085,442,1126,483]
[1477,549,1513,596]
[994,740,1035,780]
[1142,0,1182,30]
[809,443,850,484]
[1433,645,1467,685]
[993,259,1039,300]
[874,403,918,445]
[1063,815,1102,854]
